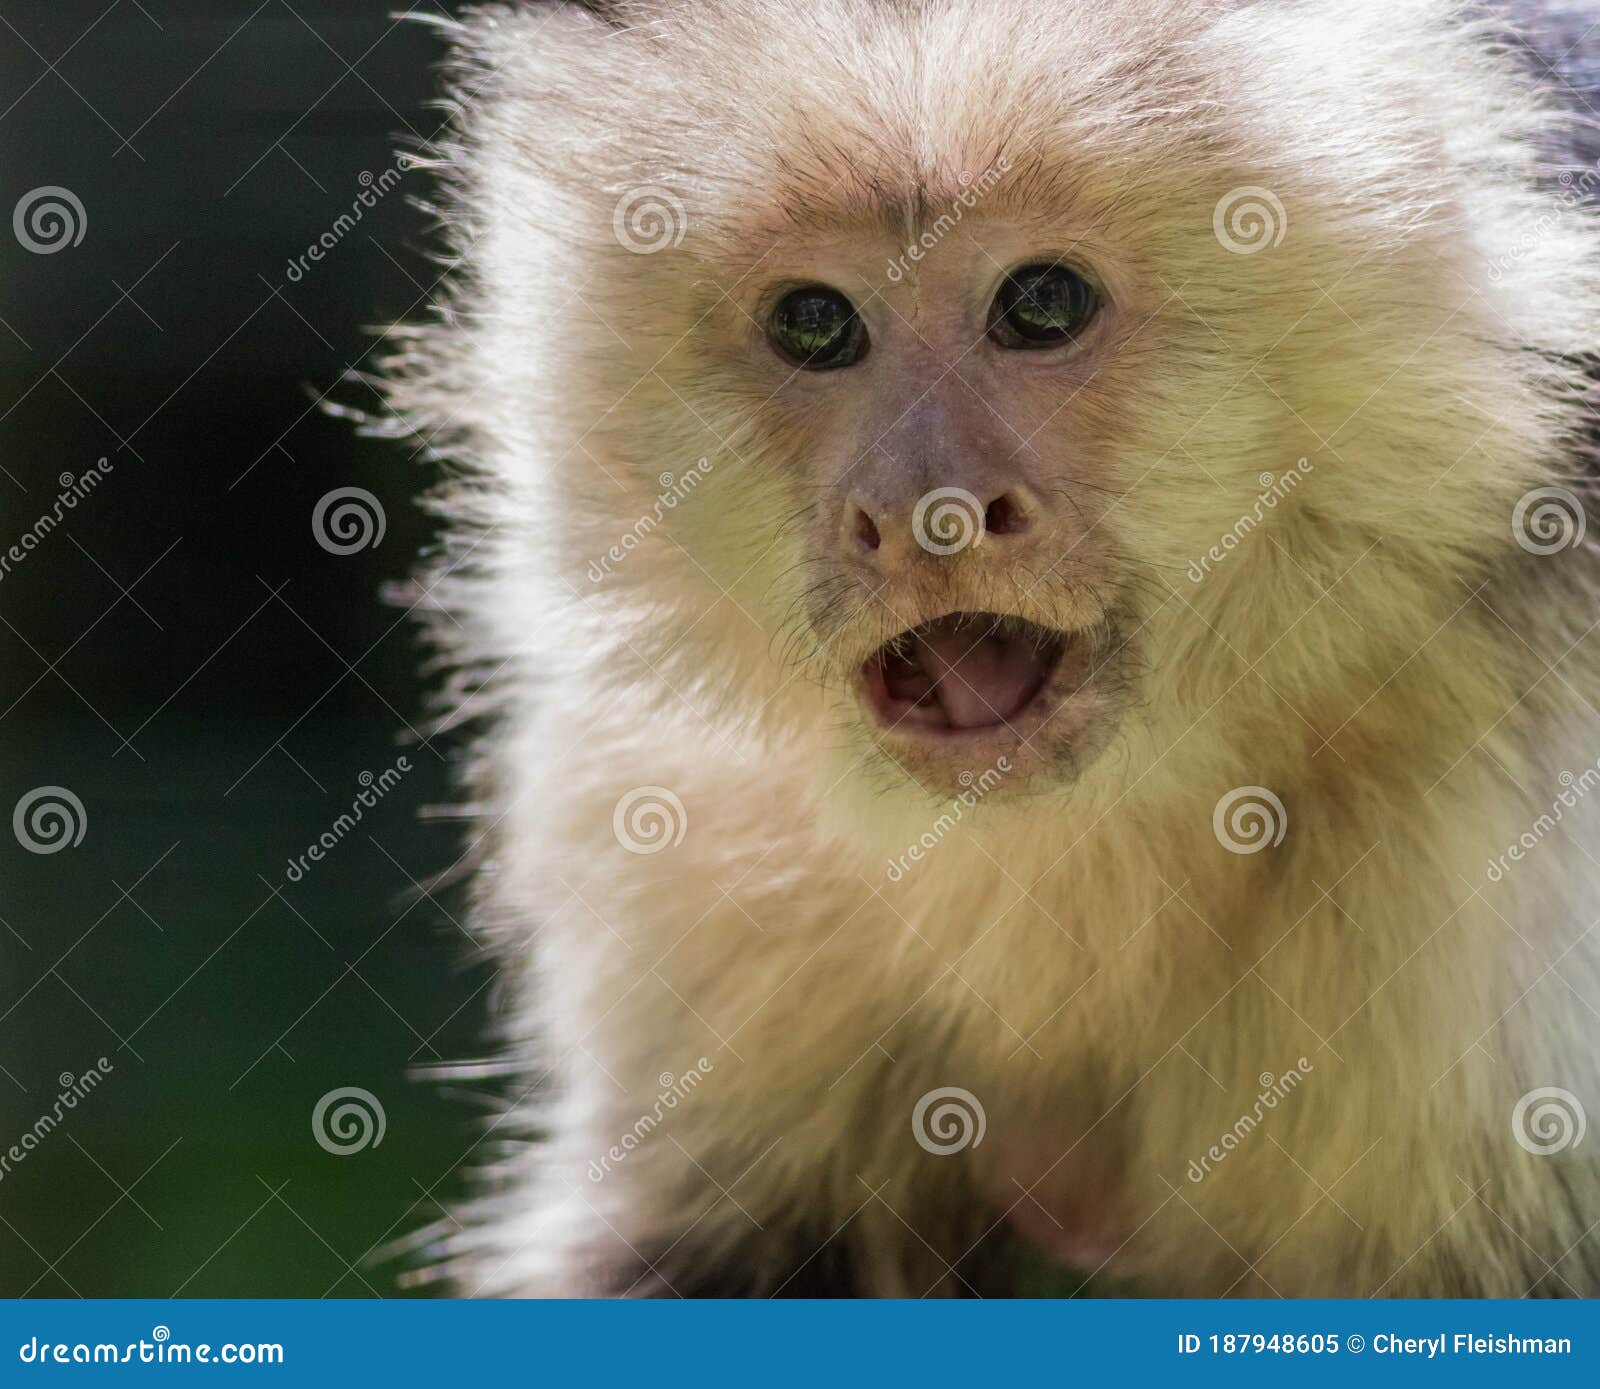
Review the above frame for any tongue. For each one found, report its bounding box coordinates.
[912,625,1047,729]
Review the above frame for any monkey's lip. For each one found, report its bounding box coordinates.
[858,611,1068,738]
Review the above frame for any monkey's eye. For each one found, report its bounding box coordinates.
[989,263,1098,349]
[768,286,867,369]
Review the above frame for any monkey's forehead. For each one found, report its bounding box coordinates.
[731,150,1102,248]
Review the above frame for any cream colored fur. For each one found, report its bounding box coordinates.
[382,0,1600,1295]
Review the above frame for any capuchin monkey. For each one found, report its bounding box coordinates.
[378,0,1600,1295]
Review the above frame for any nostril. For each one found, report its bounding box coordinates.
[853,506,881,552]
[984,492,1031,537]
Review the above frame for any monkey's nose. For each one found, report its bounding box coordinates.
[845,485,1037,562]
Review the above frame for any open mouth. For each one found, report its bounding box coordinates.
[859,611,1068,737]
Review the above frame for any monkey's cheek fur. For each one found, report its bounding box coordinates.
[855,610,1120,791]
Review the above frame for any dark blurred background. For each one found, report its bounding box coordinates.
[0,1,492,1296]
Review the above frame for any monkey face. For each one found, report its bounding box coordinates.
[745,232,1139,795]
[541,130,1265,802]
[668,188,1207,802]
